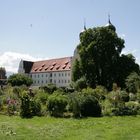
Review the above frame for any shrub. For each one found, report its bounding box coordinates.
[108,90,129,107]
[125,101,140,115]
[40,84,57,94]
[13,86,22,97]
[0,86,21,115]
[73,77,87,91]
[0,89,4,95]
[129,93,137,101]
[106,90,131,116]
[7,99,18,116]
[0,98,2,111]
[110,101,140,116]
[125,72,140,94]
[69,89,102,117]
[20,91,41,118]
[20,92,31,118]
[35,90,48,105]
[102,99,113,116]
[68,92,81,118]
[94,86,107,100]
[47,92,68,117]
[30,99,41,116]
[136,90,140,103]
[119,90,129,102]
[81,86,107,101]
[80,94,101,117]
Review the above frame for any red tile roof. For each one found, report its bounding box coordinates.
[30,57,72,73]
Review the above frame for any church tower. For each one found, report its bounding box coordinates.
[105,14,116,31]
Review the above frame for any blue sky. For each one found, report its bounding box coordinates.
[0,0,140,73]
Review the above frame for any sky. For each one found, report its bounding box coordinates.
[0,0,140,74]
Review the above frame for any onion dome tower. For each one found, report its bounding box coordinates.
[79,18,87,37]
[105,14,116,31]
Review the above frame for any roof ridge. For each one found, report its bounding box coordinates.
[34,56,73,63]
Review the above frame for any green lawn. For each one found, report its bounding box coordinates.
[0,115,140,140]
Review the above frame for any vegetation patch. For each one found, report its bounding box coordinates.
[0,115,140,140]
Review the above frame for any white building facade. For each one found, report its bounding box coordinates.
[18,57,72,87]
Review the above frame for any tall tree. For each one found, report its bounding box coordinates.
[72,22,140,90]
[8,74,33,86]
[116,54,140,88]
[0,67,7,79]
[0,67,7,87]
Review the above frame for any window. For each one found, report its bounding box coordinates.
[46,74,47,77]
[65,73,67,76]
[68,73,70,76]
[62,73,63,76]
[50,79,52,83]
[38,74,39,78]
[42,74,43,77]
[59,80,60,83]
[59,73,61,77]
[65,80,66,83]
[42,81,43,83]
[46,80,47,83]
[50,73,52,77]
[34,74,36,78]
[54,73,56,77]
[54,80,56,83]
[62,80,63,83]
[38,81,39,83]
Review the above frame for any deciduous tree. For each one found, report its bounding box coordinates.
[8,74,33,86]
[72,22,140,90]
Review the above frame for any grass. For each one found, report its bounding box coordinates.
[0,115,140,140]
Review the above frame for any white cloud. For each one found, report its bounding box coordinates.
[0,52,47,73]
[119,33,126,39]
[121,49,138,55]
[121,34,126,38]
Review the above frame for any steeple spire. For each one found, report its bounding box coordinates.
[79,18,87,37]
[84,18,87,30]
[108,13,111,24]
[105,13,116,31]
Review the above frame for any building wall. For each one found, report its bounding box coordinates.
[18,60,25,74]
[29,70,71,87]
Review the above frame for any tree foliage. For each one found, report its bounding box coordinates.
[0,67,7,86]
[72,25,140,90]
[0,67,7,79]
[69,88,102,117]
[116,54,140,88]
[47,92,68,117]
[72,59,81,82]
[72,77,87,91]
[8,74,33,87]
[20,91,41,118]
[125,72,140,94]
